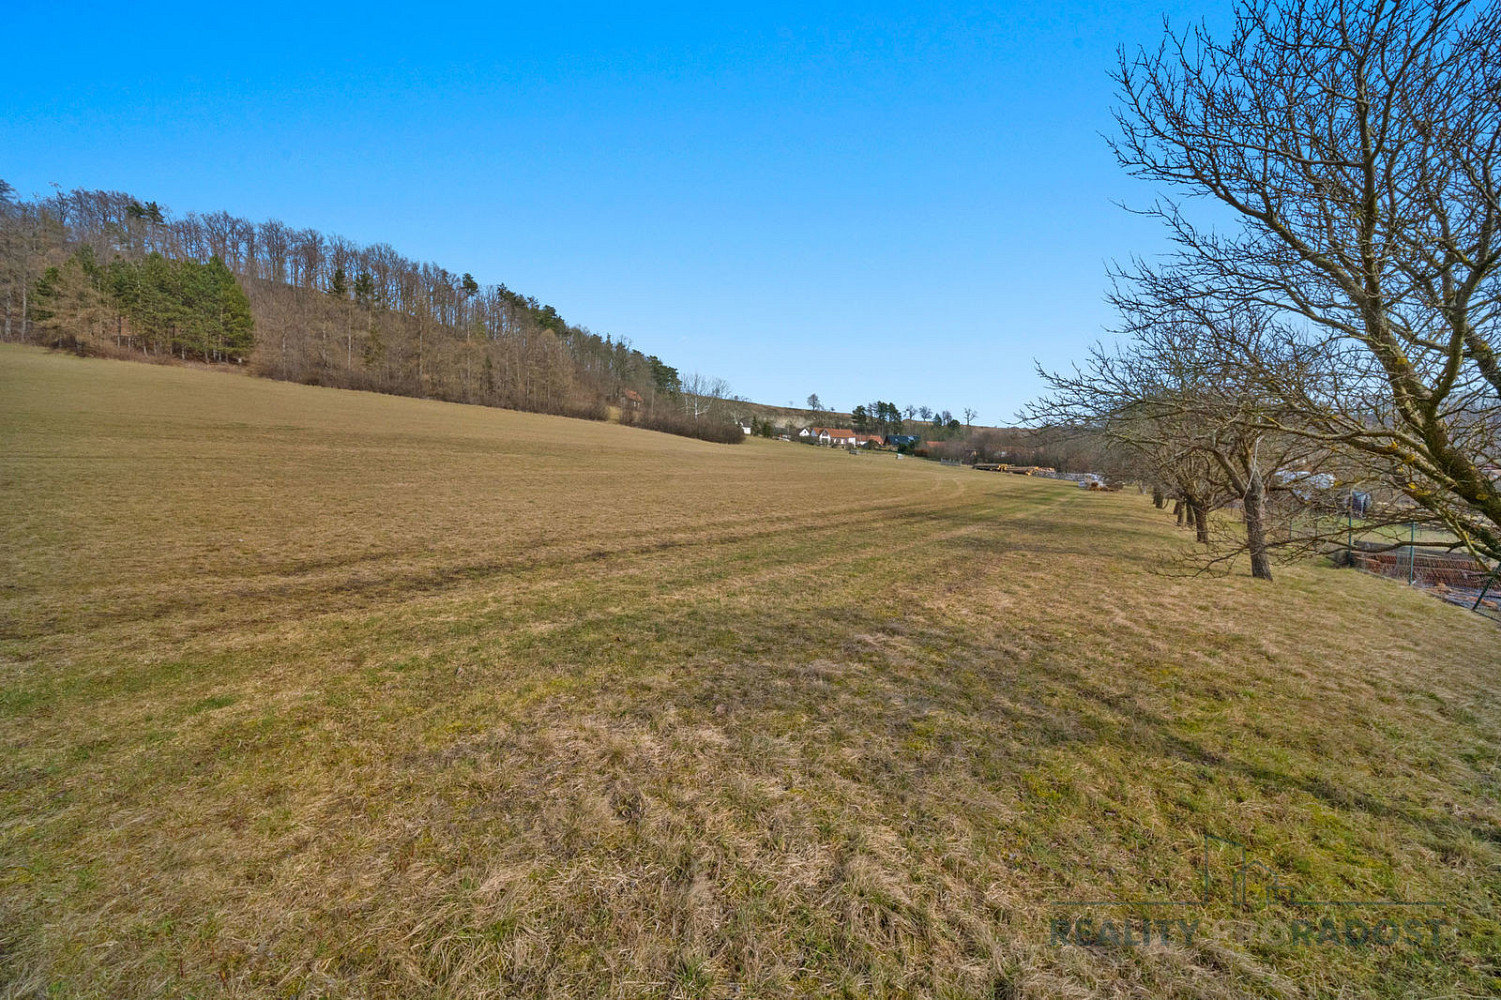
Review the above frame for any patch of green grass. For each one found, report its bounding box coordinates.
[184,694,235,715]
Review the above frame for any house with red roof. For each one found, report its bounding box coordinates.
[813,427,857,446]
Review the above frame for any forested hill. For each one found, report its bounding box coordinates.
[0,182,709,430]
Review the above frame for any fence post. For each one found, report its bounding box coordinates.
[1408,522,1416,586]
[1473,565,1501,612]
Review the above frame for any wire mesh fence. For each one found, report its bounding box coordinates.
[1334,535,1501,623]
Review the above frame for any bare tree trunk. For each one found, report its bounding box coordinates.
[1174,500,1185,526]
[1192,502,1210,544]
[1152,486,1165,508]
[1244,467,1272,581]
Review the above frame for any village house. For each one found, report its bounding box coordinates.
[813,427,858,446]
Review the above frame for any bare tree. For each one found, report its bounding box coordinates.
[1032,296,1347,579]
[683,373,732,420]
[1114,0,1501,561]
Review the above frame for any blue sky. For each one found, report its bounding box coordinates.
[2,0,1214,423]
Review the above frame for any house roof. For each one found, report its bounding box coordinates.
[814,427,856,437]
[854,434,883,443]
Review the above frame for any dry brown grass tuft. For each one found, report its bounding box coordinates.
[2,344,1499,998]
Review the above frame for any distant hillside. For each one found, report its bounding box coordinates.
[0,181,1016,450]
[0,181,737,441]
[723,398,1019,443]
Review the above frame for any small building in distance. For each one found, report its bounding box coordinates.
[886,434,920,448]
[814,427,858,446]
[854,433,884,448]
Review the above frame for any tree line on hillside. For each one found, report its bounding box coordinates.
[0,182,742,443]
[802,393,976,443]
[916,427,1098,469]
[1027,0,1501,581]
[851,401,970,439]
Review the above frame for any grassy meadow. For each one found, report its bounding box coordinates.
[2,343,1499,999]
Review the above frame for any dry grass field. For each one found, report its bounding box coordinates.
[2,343,1500,999]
